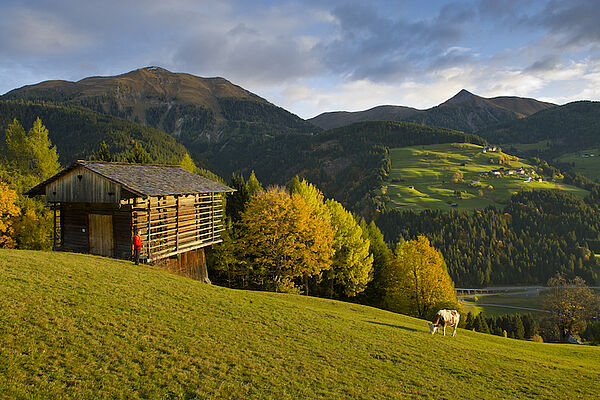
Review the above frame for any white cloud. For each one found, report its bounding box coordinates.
[0,8,90,55]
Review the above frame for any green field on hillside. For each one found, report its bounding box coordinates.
[460,292,547,317]
[384,143,588,211]
[555,148,600,181]
[1,250,599,399]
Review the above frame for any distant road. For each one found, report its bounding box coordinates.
[457,285,600,313]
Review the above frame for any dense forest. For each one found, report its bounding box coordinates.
[0,101,189,165]
[376,190,600,287]
[208,120,487,216]
[480,101,600,159]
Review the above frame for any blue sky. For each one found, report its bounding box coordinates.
[0,0,599,118]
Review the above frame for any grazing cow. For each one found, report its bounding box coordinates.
[428,309,460,337]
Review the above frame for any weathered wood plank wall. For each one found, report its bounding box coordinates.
[59,203,132,259]
[131,193,224,262]
[46,167,121,204]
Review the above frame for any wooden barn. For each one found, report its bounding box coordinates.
[26,161,234,282]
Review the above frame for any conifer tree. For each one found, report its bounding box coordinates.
[26,118,59,180]
[127,141,153,164]
[246,171,262,197]
[179,153,196,173]
[358,219,393,306]
[95,141,112,162]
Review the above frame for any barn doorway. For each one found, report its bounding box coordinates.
[88,214,114,257]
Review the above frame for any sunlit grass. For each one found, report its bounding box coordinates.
[1,249,599,399]
[386,143,588,211]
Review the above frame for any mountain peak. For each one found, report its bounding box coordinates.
[444,89,479,105]
[140,66,170,73]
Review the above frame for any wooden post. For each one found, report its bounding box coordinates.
[211,192,215,243]
[147,196,151,261]
[176,195,180,252]
[52,203,57,251]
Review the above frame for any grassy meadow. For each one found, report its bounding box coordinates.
[1,249,600,399]
[460,291,547,317]
[384,143,587,211]
[555,148,600,181]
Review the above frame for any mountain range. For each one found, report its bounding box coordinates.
[309,89,555,132]
[2,66,599,196]
[1,66,318,156]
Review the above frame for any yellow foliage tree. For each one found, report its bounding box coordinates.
[0,181,20,248]
[238,187,334,292]
[326,199,373,297]
[383,236,459,318]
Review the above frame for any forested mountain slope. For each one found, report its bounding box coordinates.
[480,101,600,158]
[377,190,600,287]
[219,120,486,214]
[0,101,189,164]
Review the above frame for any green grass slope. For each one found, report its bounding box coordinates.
[384,143,587,211]
[1,250,599,399]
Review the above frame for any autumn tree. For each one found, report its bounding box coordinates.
[179,153,196,173]
[383,236,459,319]
[0,118,59,250]
[543,274,599,341]
[0,181,20,248]
[238,187,334,292]
[325,199,373,297]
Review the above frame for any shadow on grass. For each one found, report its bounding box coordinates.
[365,320,418,332]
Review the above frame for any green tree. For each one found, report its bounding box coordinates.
[246,171,262,197]
[1,118,59,187]
[2,119,28,174]
[26,118,60,180]
[94,141,112,161]
[127,141,153,164]
[357,219,393,306]
[383,236,459,318]
[226,174,249,223]
[325,199,373,297]
[473,313,490,334]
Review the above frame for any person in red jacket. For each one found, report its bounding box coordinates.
[132,230,143,265]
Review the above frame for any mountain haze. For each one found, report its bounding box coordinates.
[309,89,555,132]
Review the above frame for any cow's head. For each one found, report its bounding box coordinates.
[428,322,438,335]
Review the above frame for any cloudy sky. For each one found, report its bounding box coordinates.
[1,0,599,118]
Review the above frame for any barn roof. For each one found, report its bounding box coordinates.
[26,161,234,197]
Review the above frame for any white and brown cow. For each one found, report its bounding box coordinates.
[428,309,460,337]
